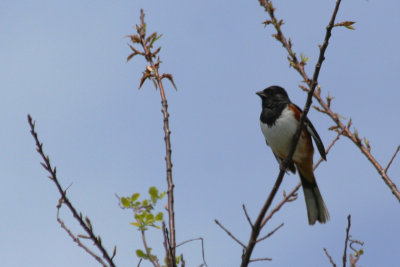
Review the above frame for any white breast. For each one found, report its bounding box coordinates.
[260,107,299,159]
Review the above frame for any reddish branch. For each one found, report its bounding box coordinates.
[261,0,400,201]
[127,9,177,265]
[28,115,116,267]
[140,10,176,262]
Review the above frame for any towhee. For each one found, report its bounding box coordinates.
[256,85,329,225]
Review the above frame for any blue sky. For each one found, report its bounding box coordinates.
[1,0,399,266]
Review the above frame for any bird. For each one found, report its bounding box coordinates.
[256,85,329,225]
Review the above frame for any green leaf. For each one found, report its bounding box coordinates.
[146,213,154,221]
[121,197,130,207]
[136,249,147,258]
[334,21,356,30]
[151,34,163,46]
[300,53,310,64]
[131,193,140,202]
[155,212,164,221]
[149,186,158,198]
[159,191,166,199]
[130,222,140,227]
[142,199,148,207]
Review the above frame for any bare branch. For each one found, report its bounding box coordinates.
[324,248,337,267]
[214,220,246,248]
[142,229,161,267]
[343,215,352,267]
[28,114,116,267]
[256,223,284,243]
[239,2,343,266]
[385,145,400,173]
[176,237,208,267]
[242,204,254,228]
[57,217,108,267]
[249,257,272,262]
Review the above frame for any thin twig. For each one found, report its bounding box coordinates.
[343,215,351,267]
[249,257,272,262]
[256,223,284,243]
[242,204,254,228]
[324,248,337,267]
[57,217,108,267]
[385,145,400,173]
[215,220,246,248]
[142,230,161,267]
[28,114,116,267]
[176,237,208,267]
[137,258,143,267]
[349,238,364,253]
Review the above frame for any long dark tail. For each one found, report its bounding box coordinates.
[298,171,330,225]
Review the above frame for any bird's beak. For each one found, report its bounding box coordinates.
[256,91,264,98]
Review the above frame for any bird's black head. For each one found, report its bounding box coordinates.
[256,85,291,109]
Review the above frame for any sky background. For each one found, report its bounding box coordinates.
[1,0,399,266]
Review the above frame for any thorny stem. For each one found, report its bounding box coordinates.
[136,10,177,264]
[28,115,116,267]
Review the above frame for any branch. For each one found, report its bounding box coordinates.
[142,230,161,267]
[262,0,400,201]
[28,114,116,267]
[57,217,108,267]
[162,222,175,267]
[176,237,208,267]
[343,215,351,267]
[385,145,400,173]
[324,248,337,267]
[127,10,177,262]
[239,2,343,266]
[256,222,284,243]
[261,131,341,226]
[242,204,254,228]
[249,257,272,262]
[214,220,246,248]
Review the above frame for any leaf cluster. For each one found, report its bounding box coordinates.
[121,186,166,232]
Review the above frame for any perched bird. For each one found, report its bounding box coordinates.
[256,85,329,225]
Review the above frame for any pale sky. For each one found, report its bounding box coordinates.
[1,1,399,266]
